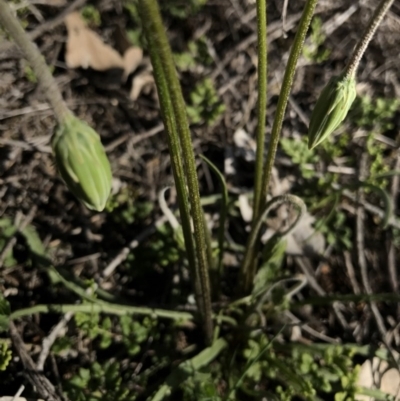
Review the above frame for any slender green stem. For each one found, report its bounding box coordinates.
[10,303,194,321]
[343,0,394,79]
[138,7,202,316]
[252,0,268,221]
[260,0,317,207]
[138,0,213,342]
[0,0,71,122]
[239,0,317,295]
[200,155,229,298]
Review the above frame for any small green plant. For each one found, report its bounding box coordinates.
[281,137,318,179]
[106,187,153,225]
[65,361,132,401]
[174,38,213,71]
[120,315,156,356]
[74,310,113,349]
[80,5,101,27]
[303,16,331,63]
[318,209,353,250]
[0,340,12,371]
[186,78,225,125]
[161,0,207,19]
[351,96,400,130]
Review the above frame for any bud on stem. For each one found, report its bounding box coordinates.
[52,115,112,211]
[307,74,356,150]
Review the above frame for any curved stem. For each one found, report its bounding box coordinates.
[240,195,306,294]
[252,0,268,221]
[239,0,317,295]
[138,0,213,343]
[0,0,71,122]
[10,303,194,321]
[343,0,394,79]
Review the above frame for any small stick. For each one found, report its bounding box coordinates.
[8,322,69,401]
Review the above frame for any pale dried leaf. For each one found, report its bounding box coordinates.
[286,211,325,256]
[224,146,236,176]
[233,128,256,162]
[356,357,400,400]
[0,398,44,401]
[123,46,143,82]
[64,12,124,71]
[129,71,155,101]
[238,193,253,223]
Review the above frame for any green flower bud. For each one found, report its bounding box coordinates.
[307,74,356,150]
[52,115,112,211]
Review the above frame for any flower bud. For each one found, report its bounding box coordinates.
[307,74,356,150]
[52,115,112,211]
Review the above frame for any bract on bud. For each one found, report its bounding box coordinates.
[52,115,112,211]
[307,74,356,150]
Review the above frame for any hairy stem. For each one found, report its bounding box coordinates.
[0,0,71,122]
[138,0,213,342]
[141,25,203,314]
[343,0,394,79]
[239,0,317,295]
[252,0,268,221]
[259,0,317,207]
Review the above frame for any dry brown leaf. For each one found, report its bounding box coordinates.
[123,46,143,81]
[129,71,155,101]
[64,12,124,71]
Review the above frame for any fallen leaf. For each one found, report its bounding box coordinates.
[356,357,400,400]
[64,12,124,71]
[123,46,143,82]
[233,128,256,162]
[0,398,44,401]
[286,211,325,256]
[238,193,253,223]
[129,70,155,101]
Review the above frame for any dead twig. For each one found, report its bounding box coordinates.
[8,322,69,401]
[356,154,399,367]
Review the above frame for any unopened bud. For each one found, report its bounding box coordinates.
[52,115,112,211]
[307,74,356,150]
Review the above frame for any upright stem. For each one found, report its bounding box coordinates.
[259,0,317,208]
[252,0,268,221]
[141,25,203,315]
[138,0,213,342]
[343,0,394,79]
[239,0,318,295]
[0,0,71,122]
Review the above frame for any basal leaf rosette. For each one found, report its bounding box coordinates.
[52,116,112,211]
[308,74,357,150]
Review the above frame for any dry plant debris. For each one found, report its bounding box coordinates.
[64,12,153,100]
